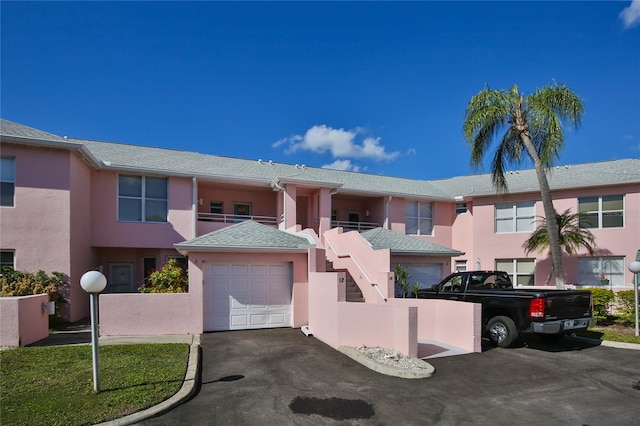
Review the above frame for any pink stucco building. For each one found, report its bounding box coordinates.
[1,119,638,354]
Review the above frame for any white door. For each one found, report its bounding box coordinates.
[406,264,442,290]
[203,263,292,331]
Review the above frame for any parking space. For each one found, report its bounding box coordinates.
[141,329,640,425]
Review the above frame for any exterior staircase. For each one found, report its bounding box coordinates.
[326,261,365,303]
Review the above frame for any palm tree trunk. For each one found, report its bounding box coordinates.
[520,134,566,289]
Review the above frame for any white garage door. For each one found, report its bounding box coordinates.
[407,264,442,290]
[203,263,292,331]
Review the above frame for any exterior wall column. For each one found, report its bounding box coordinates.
[318,187,332,241]
[280,184,297,230]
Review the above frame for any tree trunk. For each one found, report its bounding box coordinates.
[520,135,566,289]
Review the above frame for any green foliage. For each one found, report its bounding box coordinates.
[394,264,410,298]
[614,290,638,325]
[0,343,189,425]
[138,258,188,293]
[0,266,67,304]
[587,287,616,320]
[410,282,421,298]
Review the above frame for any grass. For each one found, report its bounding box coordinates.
[575,325,640,345]
[0,343,189,426]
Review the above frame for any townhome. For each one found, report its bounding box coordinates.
[1,119,639,352]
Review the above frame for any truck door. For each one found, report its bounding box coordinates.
[438,274,465,300]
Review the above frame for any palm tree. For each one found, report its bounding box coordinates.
[463,83,584,289]
[523,209,596,285]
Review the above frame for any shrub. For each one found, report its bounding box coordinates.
[587,287,615,321]
[614,290,638,326]
[0,266,66,304]
[138,259,188,293]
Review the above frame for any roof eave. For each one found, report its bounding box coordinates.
[174,244,311,256]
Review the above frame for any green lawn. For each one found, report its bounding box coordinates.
[576,326,640,345]
[0,344,189,426]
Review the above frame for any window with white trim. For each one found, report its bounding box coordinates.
[577,257,625,287]
[495,202,534,233]
[1,157,16,207]
[210,201,223,214]
[455,260,467,272]
[455,203,468,214]
[496,259,535,286]
[118,175,168,222]
[578,195,623,229]
[0,250,15,270]
[405,201,433,235]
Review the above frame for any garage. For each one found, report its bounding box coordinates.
[407,264,442,289]
[203,262,293,331]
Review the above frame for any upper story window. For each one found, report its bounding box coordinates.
[578,195,623,229]
[1,157,16,207]
[210,201,224,214]
[405,201,433,235]
[455,203,468,214]
[495,202,534,233]
[118,175,168,222]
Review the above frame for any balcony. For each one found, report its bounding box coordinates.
[331,220,379,232]
[198,212,278,226]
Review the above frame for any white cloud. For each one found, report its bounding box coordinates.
[321,159,361,172]
[620,0,640,29]
[275,125,399,161]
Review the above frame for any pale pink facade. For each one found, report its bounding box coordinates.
[1,120,638,353]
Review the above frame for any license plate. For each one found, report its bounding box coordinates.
[563,320,575,328]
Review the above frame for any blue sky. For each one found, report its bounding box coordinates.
[2,1,639,180]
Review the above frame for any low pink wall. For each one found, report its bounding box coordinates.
[99,293,202,336]
[308,272,418,357]
[0,294,49,347]
[391,299,482,353]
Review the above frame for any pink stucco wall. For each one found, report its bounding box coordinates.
[90,172,193,248]
[0,145,72,280]
[197,185,277,219]
[0,294,49,347]
[308,271,419,357]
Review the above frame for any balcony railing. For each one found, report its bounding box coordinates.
[331,220,379,232]
[197,212,278,226]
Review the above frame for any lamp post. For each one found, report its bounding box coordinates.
[628,260,640,337]
[80,270,107,392]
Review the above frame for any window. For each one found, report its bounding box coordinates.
[406,201,433,235]
[455,260,467,272]
[210,201,223,214]
[118,175,168,222]
[496,259,535,286]
[495,202,534,233]
[233,202,251,216]
[455,203,468,214]
[143,257,157,279]
[578,195,623,229]
[331,209,338,221]
[0,250,15,270]
[347,211,360,223]
[1,157,16,207]
[578,257,625,287]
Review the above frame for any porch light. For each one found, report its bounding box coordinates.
[80,270,108,392]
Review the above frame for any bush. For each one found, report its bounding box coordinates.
[614,290,638,326]
[0,266,66,304]
[586,287,615,321]
[138,259,188,293]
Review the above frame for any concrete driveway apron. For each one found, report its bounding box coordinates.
[140,328,640,425]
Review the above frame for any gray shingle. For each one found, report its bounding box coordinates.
[361,227,463,256]
[175,220,310,251]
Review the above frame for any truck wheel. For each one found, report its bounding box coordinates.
[487,316,518,348]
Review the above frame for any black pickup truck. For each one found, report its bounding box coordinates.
[417,271,596,347]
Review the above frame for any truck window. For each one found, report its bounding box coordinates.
[441,275,462,293]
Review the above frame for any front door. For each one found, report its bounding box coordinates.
[109,263,134,293]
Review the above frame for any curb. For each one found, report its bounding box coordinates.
[570,335,640,350]
[97,335,201,426]
[338,346,435,379]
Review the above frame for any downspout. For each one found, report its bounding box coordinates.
[192,177,198,238]
[271,179,286,227]
[384,196,392,229]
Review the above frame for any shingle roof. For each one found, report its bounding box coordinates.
[361,227,464,256]
[174,220,311,252]
[2,118,638,200]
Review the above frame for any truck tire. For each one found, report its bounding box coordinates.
[487,316,518,348]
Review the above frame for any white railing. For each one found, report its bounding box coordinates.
[324,234,387,302]
[331,220,379,232]
[197,212,278,226]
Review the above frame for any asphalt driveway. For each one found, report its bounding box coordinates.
[141,329,640,425]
